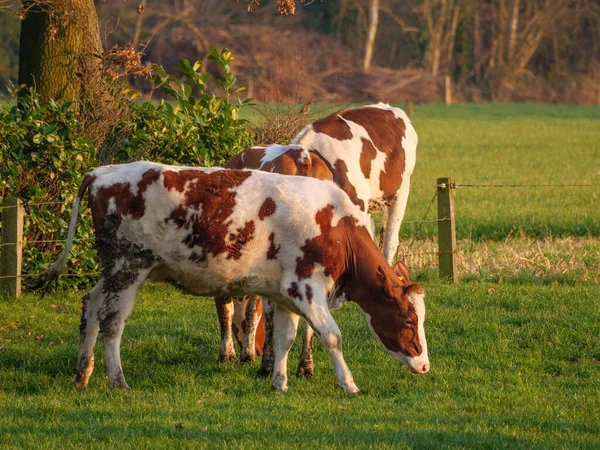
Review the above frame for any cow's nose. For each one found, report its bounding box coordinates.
[421,362,430,374]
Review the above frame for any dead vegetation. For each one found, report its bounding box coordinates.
[199,25,441,104]
[396,236,600,283]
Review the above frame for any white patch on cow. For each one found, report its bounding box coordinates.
[259,144,304,169]
[107,197,117,214]
[407,290,428,370]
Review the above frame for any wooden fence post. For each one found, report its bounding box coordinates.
[1,198,24,298]
[445,75,452,106]
[406,102,414,121]
[437,178,457,283]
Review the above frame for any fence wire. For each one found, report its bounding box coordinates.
[1,179,597,282]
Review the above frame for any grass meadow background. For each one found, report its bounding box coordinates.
[1,103,599,448]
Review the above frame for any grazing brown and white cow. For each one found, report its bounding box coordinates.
[216,144,332,365]
[292,102,418,264]
[227,104,419,376]
[35,161,429,393]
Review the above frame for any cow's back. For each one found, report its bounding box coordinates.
[292,103,417,211]
[87,162,360,298]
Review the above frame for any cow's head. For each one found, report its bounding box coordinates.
[363,261,429,375]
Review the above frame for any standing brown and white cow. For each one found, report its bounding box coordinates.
[292,102,418,263]
[215,144,332,366]
[34,161,429,394]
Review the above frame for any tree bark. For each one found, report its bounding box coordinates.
[363,0,379,71]
[507,0,520,60]
[18,0,103,103]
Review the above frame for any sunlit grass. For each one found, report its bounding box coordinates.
[1,282,599,448]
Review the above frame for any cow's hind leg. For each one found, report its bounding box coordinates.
[73,280,105,389]
[296,320,315,378]
[99,266,153,389]
[240,295,261,363]
[257,299,274,378]
[215,296,237,362]
[382,181,410,264]
[271,304,300,393]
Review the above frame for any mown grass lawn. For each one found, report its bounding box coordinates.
[1,282,599,448]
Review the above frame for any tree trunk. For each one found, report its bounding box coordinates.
[507,0,520,60]
[18,0,103,103]
[363,0,379,71]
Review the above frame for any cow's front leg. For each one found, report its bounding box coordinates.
[74,279,105,389]
[305,304,359,395]
[271,305,300,393]
[296,320,315,378]
[215,296,237,362]
[240,295,261,363]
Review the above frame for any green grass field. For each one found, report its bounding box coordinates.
[245,103,600,240]
[2,103,600,448]
[1,282,599,448]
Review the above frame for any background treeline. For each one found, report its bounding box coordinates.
[1,0,599,104]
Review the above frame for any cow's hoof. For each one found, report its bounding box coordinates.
[217,352,237,363]
[340,382,360,395]
[296,363,314,378]
[73,377,88,390]
[240,352,257,363]
[256,366,273,378]
[271,373,288,393]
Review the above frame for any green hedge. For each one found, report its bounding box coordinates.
[0,48,254,290]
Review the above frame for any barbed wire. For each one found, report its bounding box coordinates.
[0,272,102,280]
[0,237,95,248]
[450,182,600,188]
[1,179,596,284]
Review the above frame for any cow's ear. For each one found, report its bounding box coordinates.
[392,261,410,285]
[377,265,397,297]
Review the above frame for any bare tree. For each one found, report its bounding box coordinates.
[363,0,379,70]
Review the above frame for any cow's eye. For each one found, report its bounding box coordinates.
[405,319,413,325]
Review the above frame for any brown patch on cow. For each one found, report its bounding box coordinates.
[305,284,313,304]
[309,151,334,181]
[338,106,408,197]
[295,204,360,280]
[332,159,365,211]
[359,137,377,179]
[307,150,364,210]
[266,232,280,260]
[255,308,265,355]
[163,169,254,262]
[225,147,263,170]
[405,283,424,296]
[227,220,255,260]
[227,146,312,178]
[350,265,422,357]
[311,115,353,141]
[91,169,161,229]
[371,303,421,357]
[288,282,302,300]
[258,198,277,220]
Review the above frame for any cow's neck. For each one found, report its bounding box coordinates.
[337,229,394,313]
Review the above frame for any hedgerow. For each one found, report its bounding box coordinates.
[0,48,253,290]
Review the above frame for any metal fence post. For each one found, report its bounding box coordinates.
[437,178,457,283]
[1,198,24,298]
